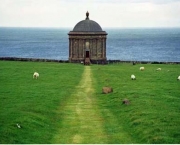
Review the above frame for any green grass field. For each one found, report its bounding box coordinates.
[0,61,180,143]
[91,63,180,143]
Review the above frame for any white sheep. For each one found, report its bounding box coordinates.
[156,68,161,71]
[16,123,21,128]
[33,72,39,79]
[177,76,180,81]
[140,67,145,71]
[131,74,136,80]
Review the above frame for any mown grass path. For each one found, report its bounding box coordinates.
[52,66,107,144]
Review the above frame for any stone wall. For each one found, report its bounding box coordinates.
[0,57,179,64]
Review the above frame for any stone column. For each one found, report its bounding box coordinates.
[71,39,73,58]
[69,38,71,59]
[77,39,79,58]
[79,39,81,58]
[75,39,78,58]
[73,39,75,58]
[82,39,84,58]
[95,39,97,58]
[74,39,76,58]
[102,38,104,58]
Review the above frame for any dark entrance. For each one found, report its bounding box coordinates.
[86,51,89,58]
[84,50,90,65]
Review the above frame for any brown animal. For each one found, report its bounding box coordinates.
[122,99,130,105]
[102,87,113,94]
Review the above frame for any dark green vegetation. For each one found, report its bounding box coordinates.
[0,61,180,143]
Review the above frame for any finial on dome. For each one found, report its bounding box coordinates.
[86,11,89,20]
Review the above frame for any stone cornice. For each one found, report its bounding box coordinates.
[68,31,107,35]
[69,35,107,39]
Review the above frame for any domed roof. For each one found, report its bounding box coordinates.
[73,12,103,32]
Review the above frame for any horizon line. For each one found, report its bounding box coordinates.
[1,26,180,29]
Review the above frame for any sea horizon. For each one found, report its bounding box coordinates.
[1,26,180,29]
[0,27,180,62]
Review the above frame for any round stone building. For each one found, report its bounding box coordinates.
[68,12,107,64]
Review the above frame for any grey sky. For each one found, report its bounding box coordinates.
[0,0,180,28]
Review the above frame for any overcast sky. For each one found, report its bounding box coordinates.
[0,0,180,28]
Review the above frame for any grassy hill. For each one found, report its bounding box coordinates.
[0,61,180,143]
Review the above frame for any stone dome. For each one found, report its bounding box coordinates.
[73,11,103,32]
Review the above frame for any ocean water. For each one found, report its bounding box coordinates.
[0,27,180,62]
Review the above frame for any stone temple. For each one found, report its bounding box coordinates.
[68,11,108,64]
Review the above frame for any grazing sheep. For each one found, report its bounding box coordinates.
[131,74,136,80]
[16,123,21,128]
[33,72,39,79]
[156,68,161,71]
[140,67,145,71]
[177,76,180,81]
